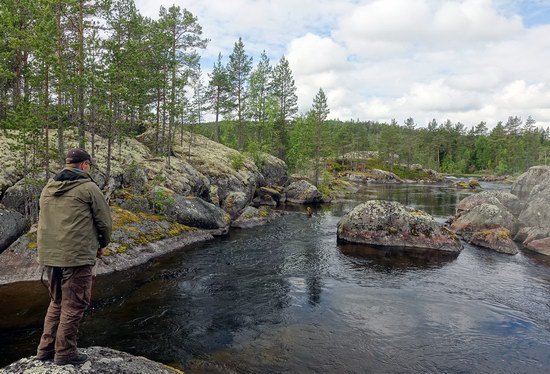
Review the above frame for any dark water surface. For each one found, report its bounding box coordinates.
[1,183,550,373]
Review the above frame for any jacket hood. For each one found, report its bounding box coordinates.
[47,168,92,196]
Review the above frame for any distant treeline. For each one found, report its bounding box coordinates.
[1,0,548,183]
[194,116,550,177]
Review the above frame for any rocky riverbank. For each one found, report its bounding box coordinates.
[0,130,330,285]
[450,165,550,256]
[0,346,182,374]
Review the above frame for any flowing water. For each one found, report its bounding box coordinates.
[1,182,550,373]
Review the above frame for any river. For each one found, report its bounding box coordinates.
[1,182,550,373]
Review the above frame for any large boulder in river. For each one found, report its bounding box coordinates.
[456,190,521,216]
[1,346,180,374]
[451,203,518,237]
[337,200,462,253]
[0,208,27,253]
[469,228,519,255]
[511,165,550,200]
[156,191,230,234]
[285,180,323,204]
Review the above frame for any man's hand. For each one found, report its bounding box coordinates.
[97,248,105,258]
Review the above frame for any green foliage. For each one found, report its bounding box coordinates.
[229,152,246,170]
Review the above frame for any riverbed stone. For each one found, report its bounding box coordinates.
[1,346,180,374]
[469,228,519,255]
[285,180,323,204]
[337,200,462,253]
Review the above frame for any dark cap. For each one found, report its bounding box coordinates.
[65,148,93,165]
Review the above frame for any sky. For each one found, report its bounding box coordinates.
[135,0,550,129]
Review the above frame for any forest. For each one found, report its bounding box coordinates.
[1,0,549,184]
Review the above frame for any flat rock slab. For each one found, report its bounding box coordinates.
[0,346,180,374]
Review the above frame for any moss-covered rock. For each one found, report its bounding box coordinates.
[337,200,462,253]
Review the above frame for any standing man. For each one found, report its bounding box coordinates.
[36,148,112,366]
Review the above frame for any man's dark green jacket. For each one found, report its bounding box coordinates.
[37,168,112,267]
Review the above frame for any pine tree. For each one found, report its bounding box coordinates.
[311,88,329,187]
[226,37,252,150]
[248,51,272,146]
[206,53,230,142]
[271,55,297,160]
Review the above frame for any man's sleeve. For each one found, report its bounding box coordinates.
[89,183,112,248]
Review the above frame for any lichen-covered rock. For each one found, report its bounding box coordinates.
[162,194,230,233]
[259,154,288,186]
[0,177,45,216]
[221,191,249,218]
[469,228,519,255]
[511,165,550,200]
[122,165,148,194]
[337,200,462,253]
[346,169,403,184]
[285,180,323,204]
[518,185,550,228]
[451,203,518,237]
[525,237,550,256]
[1,346,180,374]
[456,190,521,216]
[0,208,27,254]
[231,206,281,229]
[138,130,279,210]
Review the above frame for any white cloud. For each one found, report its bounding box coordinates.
[134,0,550,128]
